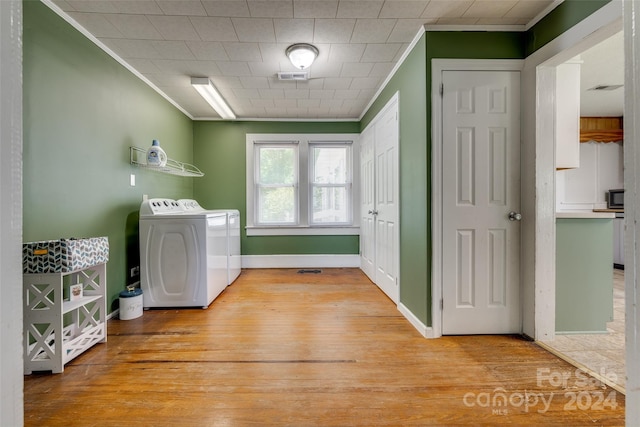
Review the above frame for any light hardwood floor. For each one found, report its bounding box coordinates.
[24,269,625,426]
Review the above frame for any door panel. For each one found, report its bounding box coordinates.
[360,126,375,281]
[442,71,521,334]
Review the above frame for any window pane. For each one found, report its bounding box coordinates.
[312,146,347,184]
[259,187,295,223]
[259,147,295,184]
[312,186,348,223]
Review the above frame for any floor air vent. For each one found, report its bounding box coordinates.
[297,269,322,274]
[278,71,309,81]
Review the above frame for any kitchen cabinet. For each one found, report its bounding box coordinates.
[555,62,581,169]
[556,216,613,333]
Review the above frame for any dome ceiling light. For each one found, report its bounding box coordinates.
[285,43,319,70]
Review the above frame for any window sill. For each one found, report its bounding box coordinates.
[246,226,360,236]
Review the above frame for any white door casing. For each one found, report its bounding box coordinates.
[360,93,400,303]
[441,70,522,335]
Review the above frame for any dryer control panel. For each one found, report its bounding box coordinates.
[140,198,185,216]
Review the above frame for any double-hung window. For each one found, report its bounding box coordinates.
[246,133,359,236]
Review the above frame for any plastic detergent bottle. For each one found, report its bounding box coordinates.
[147,139,167,167]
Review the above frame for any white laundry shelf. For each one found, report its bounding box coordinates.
[130,146,204,177]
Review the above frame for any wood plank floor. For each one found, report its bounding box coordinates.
[24,268,625,426]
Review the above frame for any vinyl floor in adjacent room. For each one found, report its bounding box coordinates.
[24,269,625,426]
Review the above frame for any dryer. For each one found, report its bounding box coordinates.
[139,198,228,308]
[179,199,241,285]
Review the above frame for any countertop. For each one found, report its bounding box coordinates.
[556,210,616,219]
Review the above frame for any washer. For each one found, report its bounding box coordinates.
[179,199,241,285]
[139,198,228,308]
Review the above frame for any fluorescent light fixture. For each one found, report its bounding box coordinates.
[191,77,236,120]
[286,43,319,70]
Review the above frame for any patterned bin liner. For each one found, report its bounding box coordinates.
[23,237,109,274]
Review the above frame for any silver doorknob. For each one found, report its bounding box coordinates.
[508,211,522,221]
[368,210,379,215]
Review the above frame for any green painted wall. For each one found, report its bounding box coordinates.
[525,0,612,55]
[193,121,360,255]
[23,1,194,310]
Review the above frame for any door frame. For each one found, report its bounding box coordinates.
[431,59,524,338]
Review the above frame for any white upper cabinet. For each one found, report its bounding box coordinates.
[555,61,581,169]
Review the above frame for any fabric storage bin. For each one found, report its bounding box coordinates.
[23,237,109,273]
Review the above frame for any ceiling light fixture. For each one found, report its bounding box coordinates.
[191,77,236,120]
[286,43,319,70]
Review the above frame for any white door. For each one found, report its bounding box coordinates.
[360,96,399,303]
[441,71,521,334]
[374,103,399,302]
[360,126,376,280]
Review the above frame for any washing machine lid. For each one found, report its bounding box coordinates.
[178,199,239,216]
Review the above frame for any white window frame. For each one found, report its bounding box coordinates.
[246,133,360,236]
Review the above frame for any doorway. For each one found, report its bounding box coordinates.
[431,60,523,337]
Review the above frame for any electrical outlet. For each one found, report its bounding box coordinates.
[130,266,140,277]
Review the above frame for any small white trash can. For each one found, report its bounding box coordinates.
[119,287,143,320]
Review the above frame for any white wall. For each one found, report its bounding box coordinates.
[0,1,24,425]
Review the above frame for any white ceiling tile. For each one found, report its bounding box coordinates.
[251,98,276,108]
[233,88,261,98]
[274,99,299,108]
[125,58,162,73]
[68,12,124,38]
[294,1,338,18]
[361,43,401,62]
[259,43,291,61]
[218,61,253,76]
[504,0,554,19]
[313,19,356,43]
[212,76,244,89]
[151,41,197,60]
[475,17,528,25]
[223,42,263,61]
[259,88,285,98]
[435,17,479,25]
[110,1,163,14]
[269,78,296,88]
[379,1,428,19]
[298,98,322,108]
[103,38,162,59]
[351,19,396,43]
[340,62,374,77]
[240,76,271,89]
[328,44,365,62]
[309,89,336,99]
[463,0,517,18]
[350,77,382,90]
[392,43,409,61]
[295,78,325,90]
[307,61,342,78]
[187,41,229,60]
[334,89,360,99]
[284,89,310,99]
[248,1,293,18]
[104,14,163,39]
[320,98,344,108]
[388,19,431,43]
[190,17,238,41]
[51,0,77,11]
[370,62,394,77]
[201,1,251,17]
[422,0,473,18]
[145,74,192,87]
[357,89,376,100]
[65,1,118,13]
[156,1,208,16]
[148,16,201,41]
[249,61,283,76]
[323,77,353,89]
[337,1,383,18]
[152,59,223,76]
[232,18,276,42]
[274,19,315,42]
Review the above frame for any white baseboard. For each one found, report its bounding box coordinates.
[398,302,437,338]
[242,254,360,269]
[107,309,119,321]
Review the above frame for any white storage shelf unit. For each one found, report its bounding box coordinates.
[23,238,108,374]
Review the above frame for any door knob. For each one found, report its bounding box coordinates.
[368,210,379,215]
[508,211,522,221]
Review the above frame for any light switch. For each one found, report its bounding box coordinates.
[130,174,136,186]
